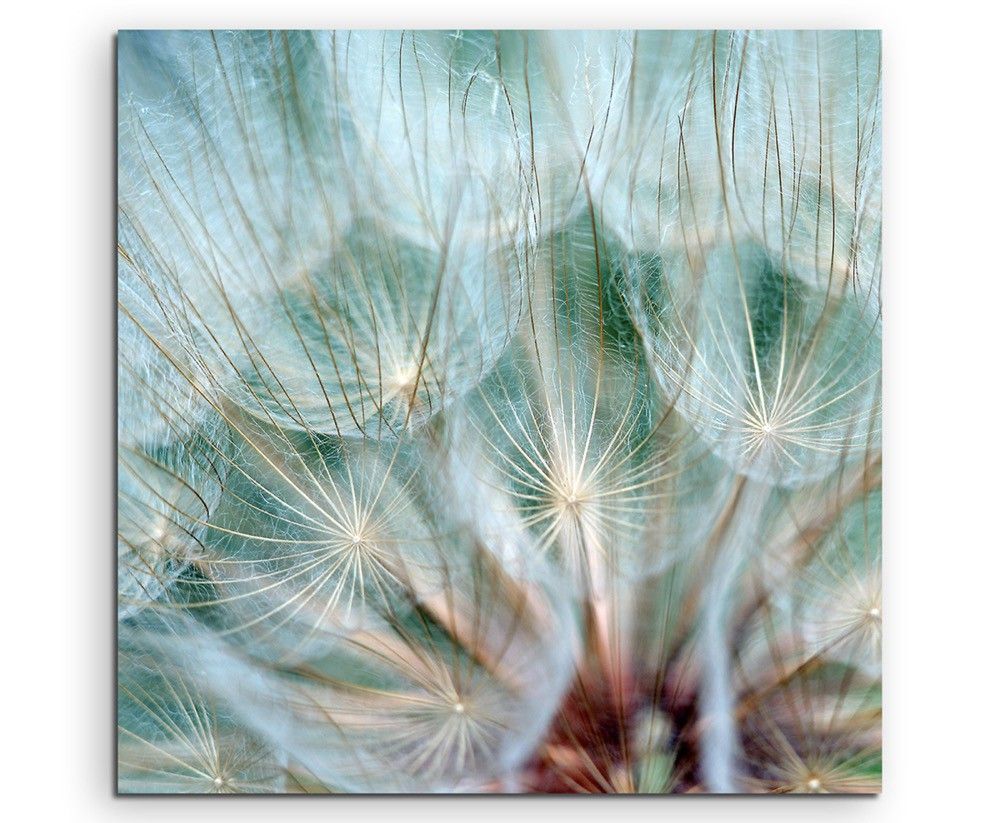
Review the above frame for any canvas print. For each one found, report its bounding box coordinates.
[117,30,882,794]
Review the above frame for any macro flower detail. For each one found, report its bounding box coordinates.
[118,28,882,795]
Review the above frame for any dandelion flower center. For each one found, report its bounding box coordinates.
[554,479,592,516]
[387,364,420,398]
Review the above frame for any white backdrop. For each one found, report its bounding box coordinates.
[4,2,996,820]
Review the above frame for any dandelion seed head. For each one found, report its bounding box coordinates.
[116,28,881,796]
[741,678,882,796]
[630,241,881,487]
[189,437,444,662]
[118,643,284,794]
